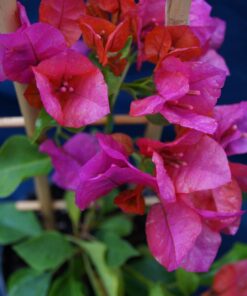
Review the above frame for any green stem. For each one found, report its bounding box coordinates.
[123,266,153,288]
[82,254,107,296]
[104,54,135,133]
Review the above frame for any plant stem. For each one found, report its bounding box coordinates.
[82,254,107,296]
[123,266,153,288]
[104,54,135,133]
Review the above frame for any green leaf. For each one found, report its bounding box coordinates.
[79,240,122,296]
[32,109,57,143]
[0,204,42,244]
[103,69,122,97]
[141,158,155,175]
[130,256,175,284]
[176,269,199,296]
[8,268,51,296]
[49,273,85,296]
[102,233,139,267]
[121,77,155,99]
[123,271,148,296]
[13,231,74,271]
[65,191,81,231]
[0,136,51,197]
[149,283,170,296]
[99,214,133,237]
[119,36,133,59]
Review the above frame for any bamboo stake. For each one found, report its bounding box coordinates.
[16,196,159,211]
[144,0,192,140]
[166,0,191,26]
[0,0,55,229]
[0,115,147,128]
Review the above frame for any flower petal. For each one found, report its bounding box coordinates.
[40,139,82,190]
[170,135,231,192]
[76,165,156,210]
[39,0,85,46]
[1,23,67,83]
[180,224,221,272]
[146,202,202,271]
[33,50,109,128]
[152,152,176,204]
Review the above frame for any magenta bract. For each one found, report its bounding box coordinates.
[33,49,110,128]
[130,57,226,134]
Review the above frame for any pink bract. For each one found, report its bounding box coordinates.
[130,57,226,134]
[230,163,247,193]
[137,131,231,194]
[75,133,157,210]
[209,260,247,296]
[213,101,247,156]
[181,180,243,235]
[32,49,110,128]
[39,0,86,46]
[138,0,226,50]
[40,133,100,190]
[17,1,31,28]
[0,23,67,83]
[146,201,203,272]
[190,0,226,49]
[200,49,230,76]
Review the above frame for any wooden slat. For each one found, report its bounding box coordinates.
[0,115,147,128]
[16,196,159,211]
[166,0,191,26]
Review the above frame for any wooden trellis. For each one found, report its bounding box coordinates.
[0,0,191,228]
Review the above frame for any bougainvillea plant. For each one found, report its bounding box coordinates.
[0,0,247,295]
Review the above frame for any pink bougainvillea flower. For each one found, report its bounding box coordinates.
[39,0,86,46]
[40,133,100,190]
[144,25,202,65]
[0,23,67,83]
[71,40,90,55]
[24,82,43,109]
[16,1,31,29]
[130,57,226,134]
[138,0,165,31]
[138,0,225,50]
[200,49,230,76]
[146,180,243,272]
[75,133,157,210]
[32,49,110,128]
[0,1,30,81]
[146,201,202,271]
[137,131,231,199]
[181,180,243,235]
[87,0,136,18]
[114,185,146,215]
[79,15,130,67]
[146,200,222,272]
[230,163,247,193]
[203,260,247,296]
[190,0,226,49]
[213,102,247,156]
[40,132,157,210]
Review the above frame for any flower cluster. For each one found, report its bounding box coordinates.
[1,0,247,273]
